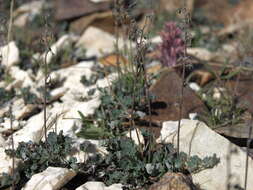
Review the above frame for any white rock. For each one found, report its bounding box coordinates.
[126,128,144,145]
[188,82,200,92]
[41,34,78,64]
[187,48,213,61]
[50,87,68,102]
[76,181,122,190]
[189,113,197,120]
[7,95,101,148]
[213,87,226,100]
[8,66,34,88]
[158,119,253,189]
[0,41,19,67]
[22,167,76,190]
[150,36,162,44]
[53,97,101,138]
[13,1,45,27]
[49,61,94,103]
[7,110,46,148]
[0,134,6,147]
[0,148,20,177]
[14,0,44,17]
[0,117,23,133]
[76,27,129,57]
[89,0,110,2]
[0,98,37,121]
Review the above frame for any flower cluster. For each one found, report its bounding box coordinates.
[158,22,185,67]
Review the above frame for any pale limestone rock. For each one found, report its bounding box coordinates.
[213,87,226,100]
[0,117,24,133]
[22,167,76,190]
[0,41,19,67]
[13,0,45,27]
[7,96,101,148]
[41,34,78,64]
[157,119,253,189]
[76,27,128,57]
[76,181,122,190]
[89,0,110,2]
[14,14,29,27]
[126,128,144,145]
[14,1,44,18]
[50,87,68,102]
[0,148,20,177]
[50,61,94,104]
[0,134,6,147]
[0,98,37,121]
[188,82,200,92]
[187,48,213,61]
[8,66,34,89]
[150,36,162,44]
[148,172,197,190]
[51,97,101,139]
[7,110,46,148]
[188,113,197,120]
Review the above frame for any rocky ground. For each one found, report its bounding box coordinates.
[1,0,253,190]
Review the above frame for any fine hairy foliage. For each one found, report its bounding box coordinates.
[80,136,220,189]
[2,131,77,187]
[78,71,154,139]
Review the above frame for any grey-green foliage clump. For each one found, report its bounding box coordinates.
[78,71,154,139]
[1,131,77,188]
[80,136,220,189]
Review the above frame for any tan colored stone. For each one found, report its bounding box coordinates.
[149,172,198,190]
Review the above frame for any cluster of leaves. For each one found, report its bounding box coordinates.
[1,131,77,188]
[96,71,152,134]
[78,69,154,139]
[80,136,220,189]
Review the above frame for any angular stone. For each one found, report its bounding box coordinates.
[147,69,207,123]
[40,34,78,64]
[55,0,111,21]
[0,41,19,67]
[13,1,44,27]
[22,167,76,190]
[157,119,253,189]
[126,128,144,145]
[76,181,122,190]
[0,147,20,178]
[76,26,129,57]
[149,172,198,190]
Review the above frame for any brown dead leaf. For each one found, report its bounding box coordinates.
[99,54,128,67]
[190,70,214,86]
